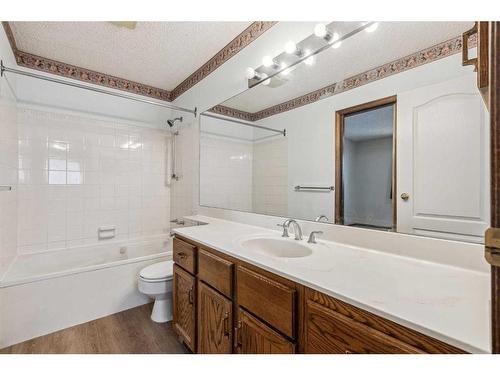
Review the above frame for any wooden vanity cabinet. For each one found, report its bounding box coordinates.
[197,281,233,354]
[172,234,465,354]
[303,288,465,354]
[236,265,296,339]
[235,308,295,354]
[172,264,197,352]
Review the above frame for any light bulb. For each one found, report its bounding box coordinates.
[365,22,379,33]
[245,67,256,80]
[262,55,274,67]
[314,23,327,38]
[260,73,270,86]
[284,41,297,54]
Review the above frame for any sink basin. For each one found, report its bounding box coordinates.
[240,238,312,258]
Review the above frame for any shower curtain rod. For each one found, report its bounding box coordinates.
[0,61,197,117]
[201,112,286,136]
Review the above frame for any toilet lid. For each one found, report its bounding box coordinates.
[140,260,174,280]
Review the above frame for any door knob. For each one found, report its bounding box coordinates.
[400,193,410,201]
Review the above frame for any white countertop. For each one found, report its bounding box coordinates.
[172,215,491,353]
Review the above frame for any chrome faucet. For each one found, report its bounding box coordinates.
[315,214,329,222]
[307,231,323,244]
[278,219,303,240]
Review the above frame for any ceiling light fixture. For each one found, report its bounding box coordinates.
[314,23,333,42]
[280,62,292,76]
[260,73,271,86]
[262,55,276,68]
[245,67,257,80]
[284,41,297,54]
[303,49,315,66]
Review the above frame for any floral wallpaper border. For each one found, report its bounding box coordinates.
[2,21,277,102]
[170,21,277,100]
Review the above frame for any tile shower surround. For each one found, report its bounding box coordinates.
[199,133,288,215]
[16,107,171,254]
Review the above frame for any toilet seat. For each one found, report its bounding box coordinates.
[139,260,174,281]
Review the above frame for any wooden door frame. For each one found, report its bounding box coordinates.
[334,95,397,228]
[489,21,500,354]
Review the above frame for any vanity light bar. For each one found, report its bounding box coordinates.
[247,21,378,89]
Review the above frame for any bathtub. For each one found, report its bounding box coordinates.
[0,236,171,348]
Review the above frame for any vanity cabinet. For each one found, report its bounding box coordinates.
[172,264,196,352]
[303,288,464,354]
[172,234,465,354]
[197,281,233,354]
[235,308,295,354]
[236,265,296,339]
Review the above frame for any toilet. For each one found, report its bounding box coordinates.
[138,260,174,323]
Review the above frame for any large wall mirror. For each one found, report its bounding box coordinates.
[199,21,490,243]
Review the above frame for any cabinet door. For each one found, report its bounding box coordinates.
[236,308,295,354]
[197,281,233,354]
[172,264,196,352]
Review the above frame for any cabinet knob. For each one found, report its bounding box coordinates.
[400,192,410,201]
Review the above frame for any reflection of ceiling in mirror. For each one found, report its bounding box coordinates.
[218,21,474,119]
[344,105,394,142]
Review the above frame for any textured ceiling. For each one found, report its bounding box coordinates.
[222,22,474,113]
[9,21,252,90]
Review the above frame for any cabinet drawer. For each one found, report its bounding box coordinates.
[173,237,197,274]
[305,300,423,354]
[198,248,233,298]
[236,265,296,339]
[305,288,465,353]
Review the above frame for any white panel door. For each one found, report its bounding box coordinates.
[397,74,489,242]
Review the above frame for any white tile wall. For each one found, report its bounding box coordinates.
[199,135,253,212]
[252,137,288,216]
[0,79,18,277]
[16,107,171,254]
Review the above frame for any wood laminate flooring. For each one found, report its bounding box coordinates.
[0,304,190,354]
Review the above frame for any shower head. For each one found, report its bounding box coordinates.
[167,117,183,127]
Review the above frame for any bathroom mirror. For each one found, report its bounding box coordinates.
[199,21,490,243]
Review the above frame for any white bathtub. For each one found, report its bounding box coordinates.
[0,236,171,348]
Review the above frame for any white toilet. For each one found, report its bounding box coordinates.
[138,260,174,323]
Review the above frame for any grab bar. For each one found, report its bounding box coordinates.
[294,185,334,192]
[0,186,12,191]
